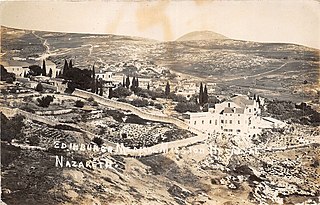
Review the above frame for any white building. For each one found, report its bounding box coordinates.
[185,95,281,136]
[1,60,30,77]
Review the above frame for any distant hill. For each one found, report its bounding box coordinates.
[176,31,228,41]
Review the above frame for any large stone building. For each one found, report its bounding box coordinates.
[184,95,281,136]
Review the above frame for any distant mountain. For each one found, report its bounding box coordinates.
[176,31,229,41]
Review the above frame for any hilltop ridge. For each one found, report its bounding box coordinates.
[176,30,229,41]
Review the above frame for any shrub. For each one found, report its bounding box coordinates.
[92,137,103,147]
[35,83,43,92]
[131,98,149,107]
[87,97,94,102]
[92,101,98,106]
[75,100,85,108]
[5,77,14,84]
[28,135,40,146]
[36,95,54,107]
[174,102,200,113]
[0,113,25,142]
[112,86,132,98]
[155,103,163,110]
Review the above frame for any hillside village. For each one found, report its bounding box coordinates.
[1,27,320,205]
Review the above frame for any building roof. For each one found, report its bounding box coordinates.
[221,107,245,114]
[1,60,31,67]
[231,95,254,107]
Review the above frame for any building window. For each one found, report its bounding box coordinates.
[221,120,224,124]
[215,120,217,125]
[249,109,251,112]
[229,120,232,124]
[228,103,230,107]
[202,120,204,124]
[209,120,212,124]
[230,114,232,116]
[225,120,227,124]
[229,129,233,132]
[237,129,241,133]
[194,121,196,125]
[238,120,240,124]
[254,108,256,111]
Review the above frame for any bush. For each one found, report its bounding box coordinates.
[174,102,200,113]
[155,103,163,110]
[28,135,40,146]
[35,83,43,92]
[112,86,132,98]
[75,100,85,108]
[87,97,94,102]
[92,101,98,106]
[168,93,187,103]
[131,98,149,107]
[92,137,103,147]
[36,95,54,107]
[0,113,25,142]
[5,77,14,84]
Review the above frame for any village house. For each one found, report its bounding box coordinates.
[1,60,30,77]
[184,94,283,136]
[95,70,113,87]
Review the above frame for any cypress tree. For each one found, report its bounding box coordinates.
[122,76,125,87]
[91,65,96,93]
[199,82,203,105]
[42,60,46,76]
[95,79,99,94]
[165,81,170,97]
[48,68,52,78]
[99,80,103,96]
[131,76,136,90]
[69,59,73,69]
[63,59,68,75]
[203,85,208,104]
[125,76,130,89]
[136,77,139,88]
[147,83,150,90]
[108,88,112,99]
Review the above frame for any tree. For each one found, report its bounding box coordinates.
[165,81,170,97]
[136,77,139,88]
[147,83,150,90]
[23,71,27,78]
[28,65,43,76]
[0,65,15,81]
[174,102,200,113]
[95,79,99,94]
[48,68,52,78]
[5,77,13,84]
[42,60,46,76]
[35,83,43,92]
[112,86,132,98]
[75,100,85,108]
[108,88,113,99]
[63,59,68,76]
[37,95,54,107]
[199,82,203,105]
[69,59,73,69]
[203,85,208,104]
[131,76,136,91]
[91,65,96,93]
[122,76,125,87]
[125,76,130,89]
[99,80,103,96]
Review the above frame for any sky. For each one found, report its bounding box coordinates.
[0,0,319,49]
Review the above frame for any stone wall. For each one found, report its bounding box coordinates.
[35,108,73,116]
